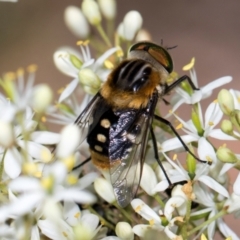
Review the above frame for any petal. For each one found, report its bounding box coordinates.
[201,76,232,94]
[9,191,42,215]
[153,179,170,192]
[53,47,81,77]
[219,163,235,176]
[57,188,96,204]
[164,196,186,221]
[207,210,217,239]
[63,201,80,226]
[197,137,217,164]
[217,218,239,240]
[131,199,161,223]
[9,176,41,192]
[209,129,238,140]
[77,172,99,190]
[198,175,229,198]
[81,213,99,231]
[30,131,60,145]
[17,140,52,162]
[59,78,79,103]
[140,163,158,195]
[4,147,22,179]
[161,134,198,152]
[38,219,73,240]
[233,173,240,195]
[31,225,40,240]
[93,47,119,70]
[204,102,223,130]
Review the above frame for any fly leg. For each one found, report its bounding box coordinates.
[154,115,208,164]
[150,126,172,186]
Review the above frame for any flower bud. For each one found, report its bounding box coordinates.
[218,89,234,115]
[57,124,81,158]
[53,47,82,77]
[135,29,151,42]
[186,146,196,178]
[64,6,89,38]
[230,109,240,131]
[0,120,14,148]
[79,68,101,95]
[221,119,233,135]
[116,222,134,240]
[122,11,143,41]
[191,109,203,135]
[97,0,116,20]
[69,54,83,69]
[82,0,102,25]
[31,84,53,113]
[216,146,238,163]
[140,163,157,195]
[94,177,116,203]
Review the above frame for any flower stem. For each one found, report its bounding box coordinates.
[181,199,192,239]
[154,194,165,208]
[0,150,6,181]
[88,206,115,230]
[114,203,132,222]
[187,210,226,237]
[96,23,112,47]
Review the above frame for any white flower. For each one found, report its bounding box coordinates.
[140,163,158,196]
[56,124,81,158]
[153,153,229,199]
[122,11,143,41]
[64,6,90,38]
[31,84,53,113]
[1,161,97,224]
[164,102,237,163]
[82,0,102,25]
[39,201,103,240]
[131,199,183,240]
[168,61,232,114]
[0,120,14,148]
[94,177,116,204]
[0,107,59,179]
[115,222,134,240]
[192,184,239,240]
[53,43,119,102]
[98,0,116,20]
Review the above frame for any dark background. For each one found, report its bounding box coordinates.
[0,0,240,238]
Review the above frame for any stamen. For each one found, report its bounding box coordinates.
[182,57,195,71]
[176,123,183,130]
[27,64,38,73]
[104,60,114,69]
[16,68,24,77]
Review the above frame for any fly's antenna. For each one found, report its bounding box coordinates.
[166,45,178,50]
[160,38,164,46]
[160,38,177,50]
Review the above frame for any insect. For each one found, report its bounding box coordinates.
[74,41,206,208]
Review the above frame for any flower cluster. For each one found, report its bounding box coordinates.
[0,0,240,240]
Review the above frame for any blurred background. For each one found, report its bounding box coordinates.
[0,0,240,238]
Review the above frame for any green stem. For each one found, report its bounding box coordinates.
[153,194,165,208]
[114,203,132,222]
[96,23,112,47]
[88,206,115,230]
[0,150,6,181]
[187,210,226,237]
[181,199,192,239]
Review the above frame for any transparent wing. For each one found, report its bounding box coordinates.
[109,109,153,207]
[74,93,105,145]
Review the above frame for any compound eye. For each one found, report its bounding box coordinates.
[129,41,173,73]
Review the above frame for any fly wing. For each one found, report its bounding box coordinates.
[74,93,107,145]
[109,107,153,207]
